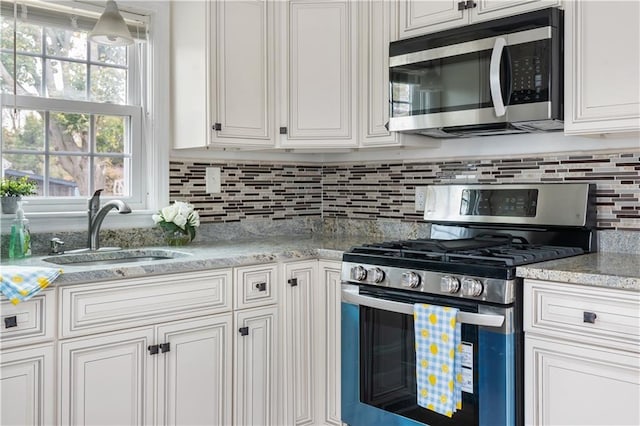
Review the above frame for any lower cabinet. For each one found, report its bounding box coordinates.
[59,314,232,425]
[281,259,343,426]
[524,279,640,426]
[234,306,279,425]
[0,343,55,426]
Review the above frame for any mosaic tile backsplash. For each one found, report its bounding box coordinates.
[170,151,639,231]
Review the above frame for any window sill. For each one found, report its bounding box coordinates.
[1,210,156,234]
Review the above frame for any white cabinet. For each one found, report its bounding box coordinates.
[358,0,400,147]
[0,344,55,426]
[171,0,276,149]
[1,290,55,349]
[316,260,343,426]
[281,260,318,425]
[59,326,155,425]
[564,0,640,135]
[278,0,358,148]
[524,279,640,426]
[58,270,234,425]
[234,306,279,425]
[397,0,560,39]
[156,316,233,426]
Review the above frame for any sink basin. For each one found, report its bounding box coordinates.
[43,249,191,266]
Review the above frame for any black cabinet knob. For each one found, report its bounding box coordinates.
[148,345,159,355]
[583,311,597,324]
[160,343,171,353]
[288,278,298,287]
[239,327,249,336]
[255,282,267,292]
[4,316,18,328]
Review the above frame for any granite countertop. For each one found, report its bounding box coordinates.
[2,235,377,286]
[517,252,640,292]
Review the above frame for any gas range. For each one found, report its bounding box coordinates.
[341,183,596,305]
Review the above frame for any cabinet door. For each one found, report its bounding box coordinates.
[281,260,317,425]
[156,314,232,426]
[235,306,279,426]
[316,261,343,426]
[358,0,400,147]
[280,0,357,147]
[564,0,640,134]
[170,1,212,149]
[213,0,276,145]
[0,344,54,426]
[397,0,466,39]
[470,0,560,23]
[525,335,640,426]
[59,327,155,426]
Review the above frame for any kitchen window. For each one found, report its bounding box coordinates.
[0,1,168,229]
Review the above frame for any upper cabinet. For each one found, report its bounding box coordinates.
[397,0,560,39]
[564,0,640,135]
[358,0,400,147]
[278,0,358,148]
[171,0,276,149]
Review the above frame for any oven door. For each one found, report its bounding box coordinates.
[341,284,519,426]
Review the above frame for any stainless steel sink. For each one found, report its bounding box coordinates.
[43,249,191,266]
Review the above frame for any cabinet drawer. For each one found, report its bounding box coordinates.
[524,279,640,352]
[60,270,232,338]
[1,290,55,349]
[234,264,278,309]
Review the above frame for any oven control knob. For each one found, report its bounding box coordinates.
[351,265,367,281]
[370,268,385,283]
[440,276,461,294]
[461,278,484,297]
[402,271,421,288]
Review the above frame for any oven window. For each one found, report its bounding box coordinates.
[360,306,478,426]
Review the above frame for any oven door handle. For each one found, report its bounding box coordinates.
[341,284,505,328]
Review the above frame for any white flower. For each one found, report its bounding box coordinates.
[161,204,178,222]
[152,213,163,224]
[153,201,200,231]
[173,213,188,229]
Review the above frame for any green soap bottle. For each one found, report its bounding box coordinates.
[8,203,31,259]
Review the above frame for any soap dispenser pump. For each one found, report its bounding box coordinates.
[8,202,31,259]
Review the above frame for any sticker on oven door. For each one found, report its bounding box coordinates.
[460,342,473,394]
[461,367,473,394]
[461,342,473,368]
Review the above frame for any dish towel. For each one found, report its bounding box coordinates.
[414,303,463,417]
[0,266,62,305]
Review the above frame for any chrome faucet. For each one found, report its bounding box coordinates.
[88,189,132,251]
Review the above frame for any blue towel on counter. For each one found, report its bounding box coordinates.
[0,266,62,305]
[414,303,463,417]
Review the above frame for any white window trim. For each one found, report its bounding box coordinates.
[1,1,169,234]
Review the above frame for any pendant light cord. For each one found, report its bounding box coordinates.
[12,1,17,116]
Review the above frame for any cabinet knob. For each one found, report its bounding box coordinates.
[148,345,159,355]
[160,343,170,353]
[255,282,267,292]
[583,311,597,324]
[288,278,298,287]
[4,316,18,328]
[239,327,249,336]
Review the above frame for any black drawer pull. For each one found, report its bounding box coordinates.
[160,343,170,353]
[239,327,249,336]
[4,316,18,328]
[255,282,267,292]
[148,345,159,355]
[288,278,298,287]
[583,311,597,324]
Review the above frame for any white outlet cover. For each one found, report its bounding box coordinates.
[205,167,221,193]
[415,186,428,212]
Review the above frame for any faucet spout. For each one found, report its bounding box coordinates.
[87,190,132,251]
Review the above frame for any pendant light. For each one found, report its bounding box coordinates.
[89,0,133,46]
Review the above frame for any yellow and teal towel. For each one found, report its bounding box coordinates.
[414,303,463,418]
[0,266,62,305]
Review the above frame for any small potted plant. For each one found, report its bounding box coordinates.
[1,176,37,214]
[152,201,200,246]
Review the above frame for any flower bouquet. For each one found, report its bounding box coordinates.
[152,201,200,246]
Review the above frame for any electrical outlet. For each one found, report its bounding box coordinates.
[415,186,428,212]
[205,167,221,193]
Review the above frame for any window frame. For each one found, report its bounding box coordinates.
[0,0,169,233]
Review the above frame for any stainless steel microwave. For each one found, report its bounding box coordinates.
[388,8,563,138]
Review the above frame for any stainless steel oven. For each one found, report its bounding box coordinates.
[340,184,595,426]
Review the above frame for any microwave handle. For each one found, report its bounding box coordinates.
[489,37,507,117]
[341,284,505,328]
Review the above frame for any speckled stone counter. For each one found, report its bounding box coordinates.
[517,252,640,292]
[1,235,378,286]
